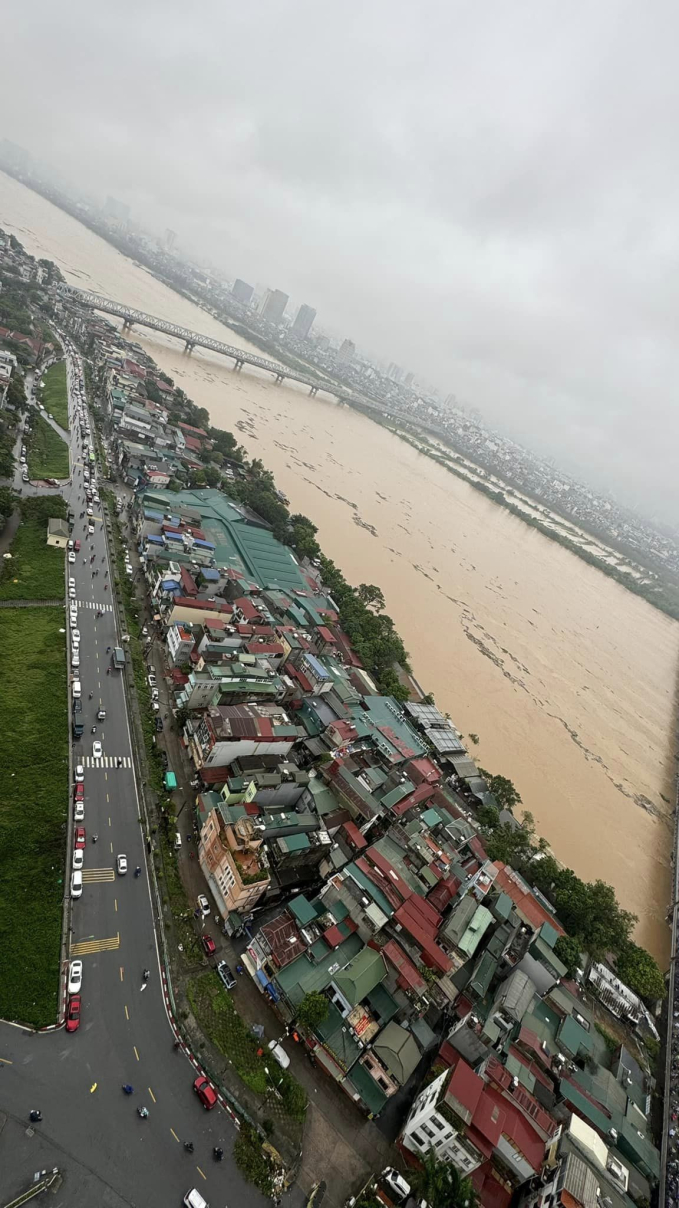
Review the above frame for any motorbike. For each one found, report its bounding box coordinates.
[137,1106,149,1119]
[213,1147,224,1162]
[122,1084,134,1095]
[135,866,141,878]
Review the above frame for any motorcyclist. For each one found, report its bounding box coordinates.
[213,1146,224,1161]
[184,1141,194,1153]
[143,968,150,981]
[29,1109,42,1123]
[135,866,141,877]
[91,726,96,734]
[88,691,93,699]
[92,834,98,843]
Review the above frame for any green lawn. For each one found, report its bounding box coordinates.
[37,361,69,430]
[0,499,66,601]
[0,609,68,1025]
[27,413,69,480]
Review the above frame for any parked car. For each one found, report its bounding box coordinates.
[268,1040,290,1070]
[193,1075,218,1110]
[381,1171,411,1204]
[75,764,85,782]
[72,629,80,646]
[68,551,76,563]
[86,506,93,516]
[155,717,163,732]
[71,870,83,899]
[216,961,236,991]
[147,673,157,688]
[74,801,85,822]
[197,895,210,917]
[184,1190,208,1208]
[65,996,81,1033]
[68,960,83,994]
[160,752,169,769]
[75,827,86,849]
[72,848,84,872]
[74,783,84,802]
[74,540,81,551]
[202,935,216,957]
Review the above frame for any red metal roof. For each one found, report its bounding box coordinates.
[365,847,412,902]
[493,863,565,936]
[485,1055,558,1138]
[184,435,202,453]
[382,939,426,993]
[317,626,337,643]
[446,1060,484,1119]
[483,1086,545,1172]
[394,900,452,973]
[180,566,198,595]
[342,820,367,849]
[472,1090,506,1147]
[427,874,462,913]
[406,757,441,785]
[471,1161,513,1208]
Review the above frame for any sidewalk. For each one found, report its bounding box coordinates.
[115,496,394,1205]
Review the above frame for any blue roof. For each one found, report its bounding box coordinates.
[165,529,183,540]
[162,580,181,591]
[193,538,216,550]
[305,653,331,680]
[200,568,221,580]
[145,509,165,521]
[147,534,165,545]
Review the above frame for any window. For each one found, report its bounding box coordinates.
[410,1131,426,1148]
[431,1115,445,1131]
[421,1123,436,1139]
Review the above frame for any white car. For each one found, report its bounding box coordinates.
[92,740,102,759]
[147,673,157,688]
[151,689,159,701]
[68,577,75,588]
[184,1192,208,1208]
[69,613,78,628]
[72,849,84,872]
[197,895,210,918]
[268,1040,290,1070]
[68,551,76,564]
[117,854,128,875]
[381,1170,411,1204]
[71,871,83,899]
[68,586,76,599]
[88,524,94,535]
[72,630,80,646]
[74,764,85,782]
[71,652,80,669]
[74,801,85,822]
[68,960,83,993]
[125,564,134,576]
[86,506,93,517]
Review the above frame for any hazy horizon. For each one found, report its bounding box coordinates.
[2,1,679,520]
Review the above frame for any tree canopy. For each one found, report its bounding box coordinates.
[409,1148,478,1208]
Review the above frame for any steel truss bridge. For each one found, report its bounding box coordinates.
[58,285,334,396]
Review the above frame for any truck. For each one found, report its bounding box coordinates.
[163,771,178,792]
[112,647,126,671]
[72,712,84,739]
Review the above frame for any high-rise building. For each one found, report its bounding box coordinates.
[259,289,289,325]
[102,196,130,224]
[404,371,414,389]
[232,279,254,306]
[291,304,316,340]
[337,339,356,363]
[164,229,176,251]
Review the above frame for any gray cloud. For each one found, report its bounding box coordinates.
[3,0,679,517]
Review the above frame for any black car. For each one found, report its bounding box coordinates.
[155,717,163,732]
[160,752,169,769]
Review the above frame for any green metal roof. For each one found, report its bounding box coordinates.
[344,863,394,918]
[558,1014,594,1058]
[334,948,387,1007]
[539,920,560,949]
[344,1060,388,1117]
[275,932,364,1005]
[288,895,319,926]
[421,808,443,827]
[315,1001,362,1070]
[365,983,399,1025]
[491,892,513,921]
[373,1022,421,1085]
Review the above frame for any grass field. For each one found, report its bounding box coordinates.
[27,413,69,480]
[37,361,69,430]
[0,498,67,601]
[0,609,68,1026]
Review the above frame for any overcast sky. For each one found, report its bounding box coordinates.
[3,0,679,520]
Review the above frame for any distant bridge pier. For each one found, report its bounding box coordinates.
[274,373,285,385]
[233,359,243,371]
[184,340,195,353]
[309,386,318,396]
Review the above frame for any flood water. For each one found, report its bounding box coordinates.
[1,170,676,960]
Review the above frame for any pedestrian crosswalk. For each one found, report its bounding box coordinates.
[83,755,132,768]
[76,600,114,612]
[82,868,115,883]
[71,932,120,957]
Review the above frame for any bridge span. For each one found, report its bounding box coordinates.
[58,285,333,396]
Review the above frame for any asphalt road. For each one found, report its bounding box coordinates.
[0,346,268,1208]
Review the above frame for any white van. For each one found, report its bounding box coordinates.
[174,833,182,850]
[72,680,82,699]
[71,870,83,899]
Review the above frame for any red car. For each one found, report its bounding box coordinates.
[65,995,81,1033]
[74,783,85,802]
[75,827,86,850]
[202,935,216,957]
[74,540,81,552]
[193,1075,218,1110]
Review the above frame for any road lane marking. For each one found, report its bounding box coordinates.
[90,1083,97,1093]
[124,1004,129,1020]
[134,1046,139,1062]
[114,899,118,912]
[196,1167,206,1181]
[0,1057,13,1065]
[148,1087,156,1103]
[71,932,120,956]
[82,868,115,882]
[120,966,124,981]
[170,1128,180,1143]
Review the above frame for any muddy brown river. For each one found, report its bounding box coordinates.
[1,171,676,959]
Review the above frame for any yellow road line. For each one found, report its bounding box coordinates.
[114,899,118,912]
[120,966,124,981]
[124,1004,129,1020]
[148,1087,156,1103]
[71,932,120,956]
[170,1128,180,1143]
[134,1046,139,1062]
[0,1057,13,1065]
[82,868,115,882]
[196,1167,206,1181]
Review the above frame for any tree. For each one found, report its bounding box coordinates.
[203,464,222,488]
[296,991,329,1031]
[554,935,583,978]
[478,769,522,811]
[616,941,666,1002]
[289,513,321,561]
[409,1148,478,1208]
[356,583,386,611]
[144,379,163,404]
